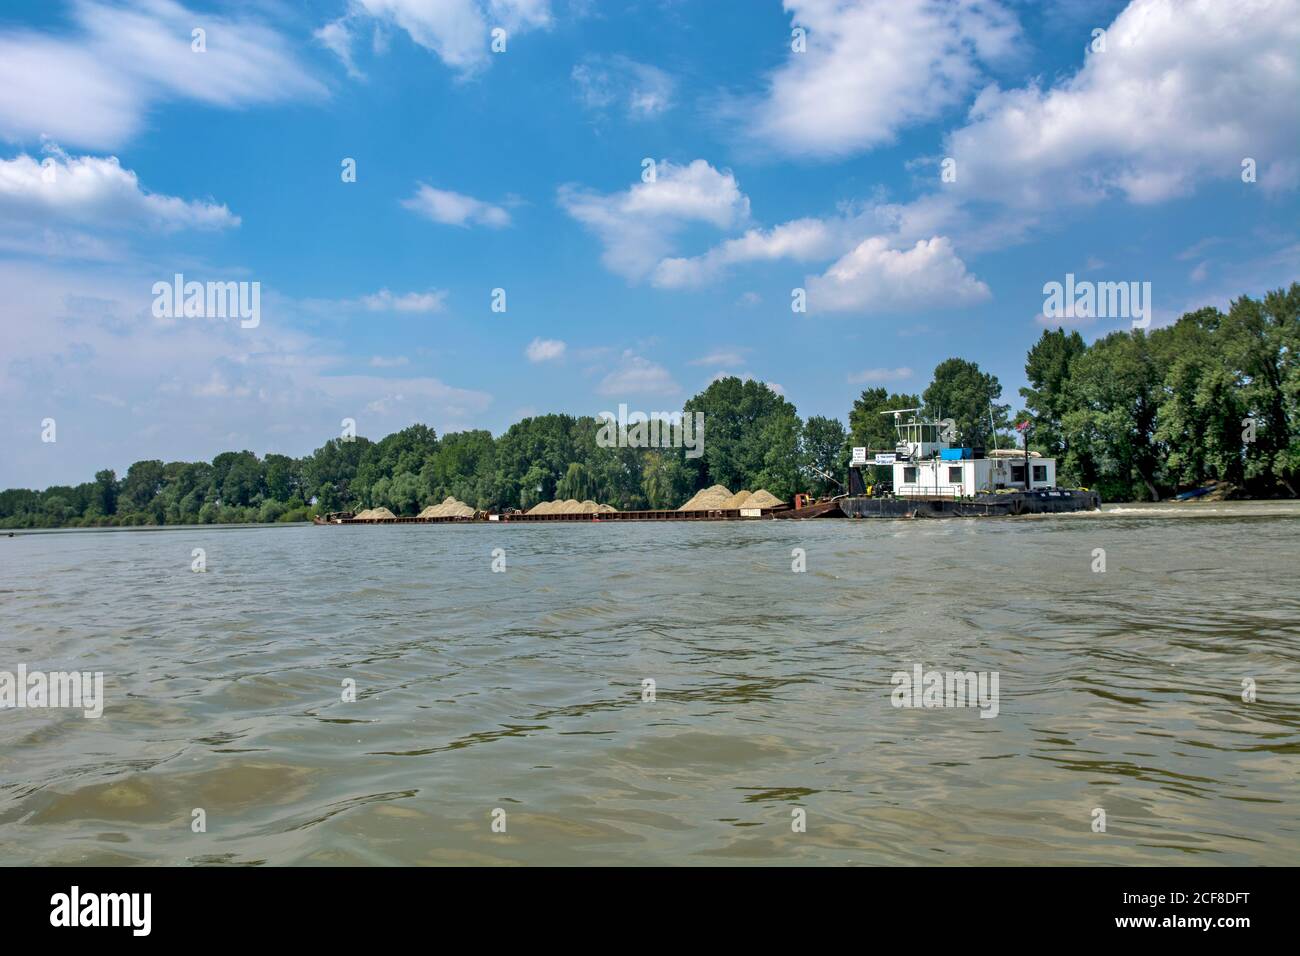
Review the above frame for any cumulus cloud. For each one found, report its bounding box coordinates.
[525,337,566,362]
[402,183,511,228]
[572,54,675,119]
[937,0,1300,206]
[744,0,1020,158]
[596,351,680,396]
[0,0,325,149]
[0,149,238,233]
[807,236,990,313]
[339,0,552,76]
[559,160,750,281]
[653,217,839,288]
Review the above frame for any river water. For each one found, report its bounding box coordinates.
[2,502,1297,865]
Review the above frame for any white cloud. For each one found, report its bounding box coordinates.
[315,17,365,80]
[939,0,1300,207]
[596,351,680,396]
[807,236,990,313]
[360,289,448,313]
[346,0,551,75]
[369,355,410,367]
[689,350,746,367]
[0,0,325,150]
[572,55,675,119]
[525,337,566,362]
[653,217,839,288]
[402,183,511,228]
[0,149,238,234]
[847,366,914,384]
[0,261,490,489]
[745,0,1020,158]
[559,159,750,281]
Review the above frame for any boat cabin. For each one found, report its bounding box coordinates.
[894,454,1056,497]
[881,409,1057,498]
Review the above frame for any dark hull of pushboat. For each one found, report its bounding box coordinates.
[834,489,1100,518]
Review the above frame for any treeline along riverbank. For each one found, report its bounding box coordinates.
[3,285,1296,529]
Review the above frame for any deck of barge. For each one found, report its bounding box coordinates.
[491,506,788,521]
[314,490,1100,525]
[318,506,791,524]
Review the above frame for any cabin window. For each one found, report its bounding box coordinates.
[903,466,918,483]
[1011,465,1026,483]
[1032,464,1047,483]
[947,466,963,484]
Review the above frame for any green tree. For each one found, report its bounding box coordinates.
[847,388,921,484]
[1062,330,1165,500]
[801,415,848,496]
[1151,309,1247,489]
[847,388,922,451]
[263,453,299,503]
[683,377,801,495]
[1021,328,1087,458]
[923,358,1009,448]
[555,461,595,501]
[220,452,265,507]
[92,469,118,516]
[120,460,165,512]
[385,471,423,514]
[1219,285,1299,495]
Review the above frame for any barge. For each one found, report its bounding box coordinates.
[314,505,791,524]
[314,410,1100,524]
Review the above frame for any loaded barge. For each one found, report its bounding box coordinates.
[314,410,1099,524]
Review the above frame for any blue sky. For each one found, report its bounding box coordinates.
[2,0,1297,488]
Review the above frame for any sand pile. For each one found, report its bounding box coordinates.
[744,490,783,509]
[725,490,752,509]
[355,506,396,521]
[678,484,735,510]
[526,497,618,515]
[418,496,476,518]
[353,508,374,520]
[678,485,785,511]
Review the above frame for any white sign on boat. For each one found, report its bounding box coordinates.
[851,446,868,465]
[874,453,897,465]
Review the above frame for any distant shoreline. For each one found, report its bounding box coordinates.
[6,498,1300,537]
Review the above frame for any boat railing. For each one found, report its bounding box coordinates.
[898,483,965,500]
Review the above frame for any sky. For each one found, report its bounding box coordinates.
[2,0,1297,490]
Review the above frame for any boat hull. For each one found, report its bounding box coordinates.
[836,489,1099,518]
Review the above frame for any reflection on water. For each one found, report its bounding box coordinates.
[2,501,1298,865]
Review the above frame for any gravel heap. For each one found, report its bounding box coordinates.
[418,496,476,518]
[678,485,785,511]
